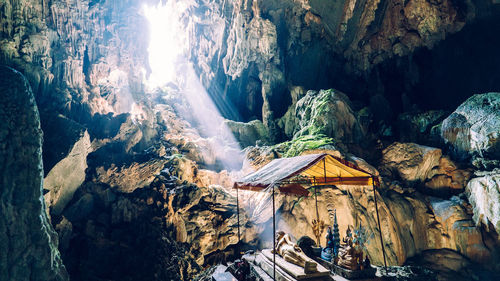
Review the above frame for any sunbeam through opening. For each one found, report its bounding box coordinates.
[143,1,244,172]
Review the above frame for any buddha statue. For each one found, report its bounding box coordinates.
[275,231,318,273]
[337,228,364,270]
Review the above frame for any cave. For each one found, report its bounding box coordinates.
[1,0,500,280]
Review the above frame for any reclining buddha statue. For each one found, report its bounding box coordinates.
[274,231,318,273]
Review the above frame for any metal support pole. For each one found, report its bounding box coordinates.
[236,186,241,256]
[313,177,321,246]
[272,186,276,280]
[373,178,388,271]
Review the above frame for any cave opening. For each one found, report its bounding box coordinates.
[143,0,189,87]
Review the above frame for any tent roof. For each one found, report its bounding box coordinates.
[234,153,375,195]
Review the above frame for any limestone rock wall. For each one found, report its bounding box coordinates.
[184,0,495,131]
[0,66,68,281]
[466,171,500,234]
[0,0,153,115]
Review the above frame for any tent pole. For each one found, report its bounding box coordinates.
[313,177,320,246]
[373,178,388,271]
[272,185,276,280]
[236,186,241,257]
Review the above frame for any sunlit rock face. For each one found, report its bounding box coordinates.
[466,171,500,235]
[0,66,68,281]
[0,0,152,116]
[379,142,471,195]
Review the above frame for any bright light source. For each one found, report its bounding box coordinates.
[143,1,244,172]
[144,1,188,87]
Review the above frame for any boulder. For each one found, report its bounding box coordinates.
[380,142,442,184]
[466,171,500,235]
[380,142,470,193]
[0,66,68,281]
[284,89,364,144]
[441,93,500,159]
[428,196,489,261]
[44,126,91,215]
[224,119,270,147]
[95,158,168,193]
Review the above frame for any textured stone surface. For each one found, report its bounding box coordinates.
[57,182,200,281]
[441,93,500,160]
[281,89,364,144]
[44,127,91,215]
[95,158,167,193]
[185,0,488,130]
[380,142,470,193]
[466,171,500,235]
[0,66,68,280]
[225,119,270,147]
[0,0,152,116]
[380,142,442,183]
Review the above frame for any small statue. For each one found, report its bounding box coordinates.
[326,226,334,248]
[275,231,318,273]
[337,242,358,270]
[321,227,334,261]
[342,226,352,244]
[338,227,364,270]
[312,218,325,247]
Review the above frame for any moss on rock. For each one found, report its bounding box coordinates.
[274,134,337,157]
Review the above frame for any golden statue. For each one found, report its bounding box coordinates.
[274,231,318,273]
[312,218,325,246]
[337,227,364,270]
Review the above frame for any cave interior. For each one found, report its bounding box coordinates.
[1,0,500,280]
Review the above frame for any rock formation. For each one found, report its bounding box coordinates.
[379,142,470,194]
[43,116,91,215]
[281,89,364,144]
[441,93,500,161]
[466,170,500,234]
[0,66,68,281]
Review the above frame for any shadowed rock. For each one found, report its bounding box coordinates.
[0,66,68,281]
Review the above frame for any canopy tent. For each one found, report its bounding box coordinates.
[233,153,387,279]
[234,153,377,191]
